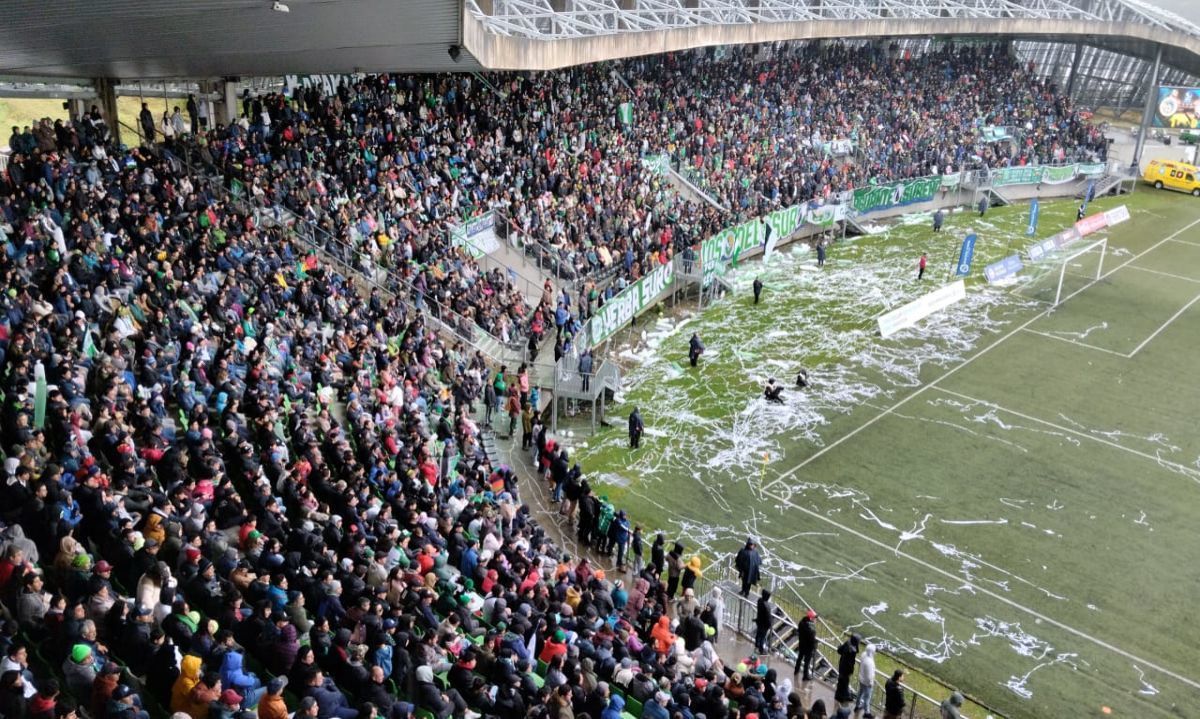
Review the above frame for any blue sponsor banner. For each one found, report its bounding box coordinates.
[984,254,1024,283]
[955,233,978,277]
[1026,199,1040,237]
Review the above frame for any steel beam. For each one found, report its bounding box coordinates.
[1132,43,1162,172]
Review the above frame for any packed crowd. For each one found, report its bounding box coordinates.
[623,42,1108,216]
[0,38,1077,719]
[139,42,1104,350]
[0,67,848,719]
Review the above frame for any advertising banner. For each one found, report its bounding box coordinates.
[1050,226,1082,250]
[1078,163,1107,177]
[955,233,978,277]
[1026,237,1059,263]
[582,260,675,348]
[878,280,966,339]
[851,176,943,215]
[448,211,499,258]
[1104,205,1131,227]
[1026,199,1040,237]
[1075,212,1109,237]
[700,205,803,286]
[984,254,1024,284]
[1152,87,1200,128]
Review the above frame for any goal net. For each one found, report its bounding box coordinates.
[1016,238,1107,307]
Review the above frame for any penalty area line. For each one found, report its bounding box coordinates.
[761,213,1200,495]
[930,387,1200,483]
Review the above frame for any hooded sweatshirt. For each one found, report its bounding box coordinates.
[600,694,626,719]
[858,644,876,688]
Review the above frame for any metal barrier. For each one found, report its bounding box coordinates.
[703,581,960,719]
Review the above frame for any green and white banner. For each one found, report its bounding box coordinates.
[448,211,499,259]
[851,176,944,215]
[806,204,846,228]
[992,166,1044,187]
[640,154,671,175]
[618,102,634,125]
[992,163,1105,187]
[582,260,675,348]
[700,205,804,286]
[1041,164,1078,185]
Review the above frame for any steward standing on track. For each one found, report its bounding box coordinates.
[734,538,762,597]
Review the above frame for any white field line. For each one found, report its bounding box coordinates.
[1125,265,1200,285]
[1127,291,1200,358]
[1020,328,1131,358]
[1166,237,1200,248]
[756,480,1200,692]
[762,214,1200,495]
[932,387,1200,483]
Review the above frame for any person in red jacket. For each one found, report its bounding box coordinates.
[538,629,568,664]
[918,252,928,280]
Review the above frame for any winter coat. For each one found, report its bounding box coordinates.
[735,543,761,585]
[220,651,261,694]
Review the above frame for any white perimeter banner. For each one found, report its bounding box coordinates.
[878,280,967,339]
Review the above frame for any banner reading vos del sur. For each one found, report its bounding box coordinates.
[700,205,804,286]
[851,176,943,215]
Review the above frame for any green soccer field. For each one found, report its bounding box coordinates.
[564,190,1200,719]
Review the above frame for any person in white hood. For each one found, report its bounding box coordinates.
[855,642,877,718]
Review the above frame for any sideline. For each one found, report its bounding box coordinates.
[761,213,1200,494]
[756,481,1200,692]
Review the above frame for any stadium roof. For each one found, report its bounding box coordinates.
[0,0,1198,80]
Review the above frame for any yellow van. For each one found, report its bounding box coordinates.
[1143,159,1200,196]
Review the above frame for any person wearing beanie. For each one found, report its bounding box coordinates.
[211,689,243,719]
[61,644,95,703]
[537,628,568,664]
[256,676,289,719]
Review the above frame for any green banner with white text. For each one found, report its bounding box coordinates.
[850,176,943,215]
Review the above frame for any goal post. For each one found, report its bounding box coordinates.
[1053,238,1106,307]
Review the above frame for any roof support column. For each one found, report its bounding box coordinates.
[94,77,121,148]
[210,78,239,127]
[1132,44,1162,173]
[1065,42,1084,100]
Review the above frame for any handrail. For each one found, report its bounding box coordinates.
[705,582,959,719]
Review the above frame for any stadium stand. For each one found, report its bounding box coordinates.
[0,39,1104,719]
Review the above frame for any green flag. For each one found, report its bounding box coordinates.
[34,361,47,429]
[617,102,633,125]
